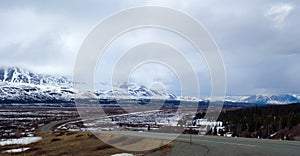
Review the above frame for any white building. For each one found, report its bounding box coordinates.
[195,119,224,135]
[195,119,223,127]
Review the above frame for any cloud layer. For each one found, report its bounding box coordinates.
[0,0,299,96]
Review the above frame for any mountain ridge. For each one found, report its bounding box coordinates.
[0,67,299,105]
[0,67,71,87]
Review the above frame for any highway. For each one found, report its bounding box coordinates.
[98,131,300,156]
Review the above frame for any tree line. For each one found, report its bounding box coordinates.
[194,104,300,139]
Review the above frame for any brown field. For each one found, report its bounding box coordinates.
[0,130,172,156]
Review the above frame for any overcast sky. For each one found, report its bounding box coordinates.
[0,0,299,96]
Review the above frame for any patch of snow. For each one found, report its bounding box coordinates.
[111,153,134,156]
[2,147,30,153]
[0,137,41,146]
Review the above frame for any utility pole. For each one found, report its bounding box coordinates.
[189,127,192,144]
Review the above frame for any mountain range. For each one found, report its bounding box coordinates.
[0,67,299,105]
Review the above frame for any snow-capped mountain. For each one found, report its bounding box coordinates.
[0,67,71,87]
[177,96,205,102]
[242,94,299,104]
[0,67,299,105]
[0,67,73,104]
[0,67,177,104]
[0,81,75,104]
[95,82,176,99]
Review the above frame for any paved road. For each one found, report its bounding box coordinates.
[175,135,300,156]
[40,118,79,132]
[99,131,300,156]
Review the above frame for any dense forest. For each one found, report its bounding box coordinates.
[195,104,300,140]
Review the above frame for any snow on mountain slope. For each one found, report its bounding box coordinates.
[243,94,299,104]
[0,67,177,103]
[95,82,176,100]
[0,67,75,104]
[0,81,75,103]
[0,67,71,87]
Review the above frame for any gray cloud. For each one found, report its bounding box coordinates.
[0,0,299,96]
